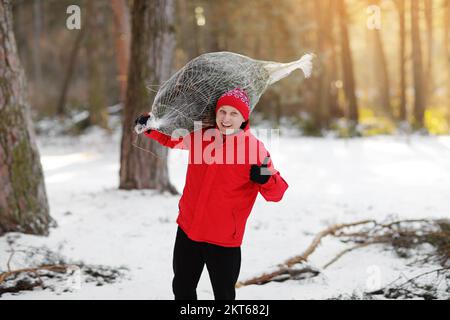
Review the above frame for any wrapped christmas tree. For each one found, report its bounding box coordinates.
[135,51,314,135]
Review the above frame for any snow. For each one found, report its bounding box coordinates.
[1,124,449,300]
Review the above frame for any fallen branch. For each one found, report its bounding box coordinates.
[237,218,449,288]
[0,244,130,298]
[235,265,320,287]
[0,264,72,284]
[322,242,373,269]
[284,220,376,267]
[367,267,449,299]
[236,219,376,287]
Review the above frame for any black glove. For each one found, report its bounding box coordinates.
[135,113,150,125]
[134,113,153,134]
[250,156,272,184]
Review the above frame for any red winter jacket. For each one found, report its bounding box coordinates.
[144,122,288,247]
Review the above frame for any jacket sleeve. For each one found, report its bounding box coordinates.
[258,171,289,202]
[143,130,191,150]
[256,144,289,202]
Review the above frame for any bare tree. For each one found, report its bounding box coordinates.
[86,0,109,129]
[411,0,426,128]
[32,0,42,85]
[176,0,195,60]
[0,0,52,236]
[56,28,85,117]
[395,0,407,122]
[337,0,359,130]
[119,0,177,193]
[424,0,433,106]
[368,0,392,118]
[110,0,131,104]
[445,0,450,125]
[314,0,336,130]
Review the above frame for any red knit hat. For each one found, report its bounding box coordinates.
[215,88,250,121]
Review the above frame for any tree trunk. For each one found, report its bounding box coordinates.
[56,28,85,117]
[372,26,392,117]
[411,0,425,128]
[396,0,407,122]
[110,0,131,105]
[0,0,52,236]
[337,0,359,129]
[329,12,341,120]
[314,0,336,131]
[86,0,109,129]
[190,0,203,57]
[119,0,177,194]
[32,0,42,85]
[368,0,392,118]
[424,0,433,106]
[444,0,450,125]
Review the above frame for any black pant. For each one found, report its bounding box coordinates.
[172,226,241,300]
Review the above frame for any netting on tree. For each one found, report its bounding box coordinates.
[137,51,313,136]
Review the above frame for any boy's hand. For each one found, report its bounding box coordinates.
[134,113,151,134]
[250,156,272,184]
[135,113,150,125]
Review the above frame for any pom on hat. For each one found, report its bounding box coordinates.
[215,88,250,121]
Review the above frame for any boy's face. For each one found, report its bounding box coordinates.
[216,105,245,135]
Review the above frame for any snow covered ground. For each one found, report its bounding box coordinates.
[1,125,449,300]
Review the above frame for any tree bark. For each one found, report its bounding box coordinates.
[0,0,52,236]
[119,0,177,193]
[411,0,425,128]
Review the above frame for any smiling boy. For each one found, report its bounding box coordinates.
[135,88,288,300]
